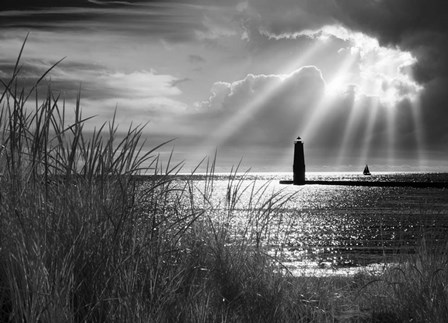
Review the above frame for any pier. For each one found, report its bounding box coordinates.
[279,180,448,188]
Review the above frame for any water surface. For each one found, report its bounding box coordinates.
[177,172,448,275]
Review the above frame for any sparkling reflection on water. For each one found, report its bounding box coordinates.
[181,172,448,275]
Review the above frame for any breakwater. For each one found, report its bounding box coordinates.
[279,180,448,188]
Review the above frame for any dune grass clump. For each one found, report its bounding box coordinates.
[0,43,188,321]
[0,75,307,321]
[0,41,316,322]
[353,239,448,323]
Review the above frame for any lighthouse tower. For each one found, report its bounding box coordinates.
[293,136,305,185]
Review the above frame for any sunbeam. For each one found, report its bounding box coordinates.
[325,54,364,169]
[334,47,381,169]
[195,74,285,155]
[278,39,326,75]
[335,96,358,169]
[300,95,332,144]
[300,50,358,149]
[358,97,380,166]
[194,40,327,158]
[409,96,425,168]
[385,102,396,167]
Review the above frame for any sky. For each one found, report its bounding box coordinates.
[1,0,447,172]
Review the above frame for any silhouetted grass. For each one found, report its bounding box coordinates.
[0,39,307,322]
[1,39,448,322]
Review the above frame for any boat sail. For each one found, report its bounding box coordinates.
[363,164,371,176]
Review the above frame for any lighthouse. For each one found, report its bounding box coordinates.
[293,136,305,185]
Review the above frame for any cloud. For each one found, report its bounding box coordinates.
[328,0,448,88]
[194,10,241,40]
[58,68,187,124]
[81,96,187,128]
[188,54,206,64]
[237,0,448,153]
[2,59,182,99]
[243,0,336,38]
[333,0,448,152]
[0,3,205,42]
[96,70,181,98]
[0,56,187,130]
[0,0,179,11]
[239,0,447,87]
[170,77,191,87]
[254,23,423,108]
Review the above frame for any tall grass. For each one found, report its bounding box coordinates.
[0,39,309,322]
[353,237,448,323]
[2,40,448,322]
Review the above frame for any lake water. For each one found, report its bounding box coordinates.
[175,172,448,276]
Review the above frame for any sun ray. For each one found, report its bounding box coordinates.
[409,96,425,169]
[301,51,358,153]
[194,40,327,157]
[195,76,284,155]
[358,97,380,166]
[335,97,358,169]
[335,46,382,170]
[385,103,397,168]
[278,39,325,75]
[300,94,332,143]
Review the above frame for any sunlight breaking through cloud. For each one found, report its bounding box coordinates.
[263,25,423,108]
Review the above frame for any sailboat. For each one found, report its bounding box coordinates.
[363,164,371,176]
